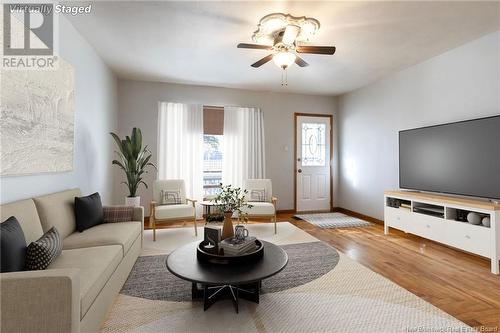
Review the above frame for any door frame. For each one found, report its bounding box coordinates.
[293,113,334,213]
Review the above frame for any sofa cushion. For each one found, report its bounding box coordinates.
[33,189,81,238]
[242,202,275,216]
[63,222,141,255]
[74,192,103,232]
[0,199,44,244]
[1,216,27,272]
[26,227,63,270]
[154,204,194,220]
[48,245,122,318]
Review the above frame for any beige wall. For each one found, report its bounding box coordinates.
[115,80,338,215]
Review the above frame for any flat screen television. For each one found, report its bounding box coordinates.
[399,115,500,200]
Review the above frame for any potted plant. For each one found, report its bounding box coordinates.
[110,128,156,207]
[213,184,252,239]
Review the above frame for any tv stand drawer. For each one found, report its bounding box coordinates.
[443,221,490,257]
[407,215,445,242]
[384,207,410,231]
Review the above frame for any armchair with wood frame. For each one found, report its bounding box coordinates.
[241,179,278,234]
[150,179,197,241]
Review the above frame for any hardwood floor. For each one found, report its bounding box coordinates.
[144,213,500,330]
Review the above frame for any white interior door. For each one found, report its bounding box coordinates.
[296,115,331,212]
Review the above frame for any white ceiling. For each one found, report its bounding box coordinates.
[66,1,500,96]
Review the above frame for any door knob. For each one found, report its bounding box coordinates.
[298,169,302,173]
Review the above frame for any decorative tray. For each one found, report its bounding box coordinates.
[197,239,264,265]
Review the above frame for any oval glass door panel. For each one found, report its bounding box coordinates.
[302,123,326,166]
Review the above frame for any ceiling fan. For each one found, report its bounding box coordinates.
[237,13,336,71]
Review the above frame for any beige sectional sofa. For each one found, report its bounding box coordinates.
[0,189,143,333]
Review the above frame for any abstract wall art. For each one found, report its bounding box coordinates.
[0,59,75,176]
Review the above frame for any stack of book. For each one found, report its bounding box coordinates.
[220,237,257,256]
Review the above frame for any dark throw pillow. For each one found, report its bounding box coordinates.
[25,227,62,270]
[75,192,104,232]
[1,216,27,272]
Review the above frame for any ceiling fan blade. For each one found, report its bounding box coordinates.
[251,54,273,68]
[296,45,336,55]
[237,43,273,50]
[282,25,300,45]
[295,56,309,67]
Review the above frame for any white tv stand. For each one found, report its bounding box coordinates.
[384,190,500,274]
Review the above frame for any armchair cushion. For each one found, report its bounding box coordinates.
[245,179,272,202]
[153,180,187,204]
[242,202,275,216]
[154,204,195,220]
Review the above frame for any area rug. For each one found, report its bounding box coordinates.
[121,242,339,302]
[101,222,472,333]
[294,212,372,229]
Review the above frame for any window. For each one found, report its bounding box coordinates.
[203,135,223,198]
[203,106,224,198]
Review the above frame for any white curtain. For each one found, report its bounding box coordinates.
[157,102,204,206]
[222,106,266,189]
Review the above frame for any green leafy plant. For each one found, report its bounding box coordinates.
[212,184,253,221]
[110,128,156,197]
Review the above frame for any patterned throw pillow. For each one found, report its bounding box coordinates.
[161,190,182,205]
[25,227,62,270]
[249,189,267,202]
[103,206,135,223]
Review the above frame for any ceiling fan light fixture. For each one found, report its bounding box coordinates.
[273,51,296,69]
[300,21,319,40]
[262,17,287,34]
[282,25,301,45]
[253,13,320,43]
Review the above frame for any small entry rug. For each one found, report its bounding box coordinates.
[294,212,372,229]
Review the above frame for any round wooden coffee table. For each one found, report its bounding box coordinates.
[166,240,288,313]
